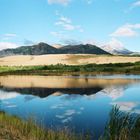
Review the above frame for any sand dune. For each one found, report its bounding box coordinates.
[0,54,140,66]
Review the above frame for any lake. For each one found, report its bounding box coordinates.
[0,75,140,139]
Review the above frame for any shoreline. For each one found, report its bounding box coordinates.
[0,61,140,76]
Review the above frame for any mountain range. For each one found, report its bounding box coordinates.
[0,43,110,57]
[0,42,133,57]
[101,45,132,55]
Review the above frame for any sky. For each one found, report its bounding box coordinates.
[0,0,140,51]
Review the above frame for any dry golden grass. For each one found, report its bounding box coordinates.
[0,54,140,66]
[0,112,88,140]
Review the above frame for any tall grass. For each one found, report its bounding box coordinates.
[100,106,140,140]
[0,112,90,140]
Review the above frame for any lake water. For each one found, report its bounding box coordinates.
[0,75,140,139]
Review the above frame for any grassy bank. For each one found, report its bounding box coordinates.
[0,112,90,140]
[1,107,140,140]
[0,61,140,75]
[100,107,140,140]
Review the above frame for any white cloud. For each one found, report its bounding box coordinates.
[55,15,84,32]
[48,0,70,5]
[125,1,140,12]
[0,42,18,50]
[111,24,140,37]
[111,27,136,37]
[126,24,140,29]
[55,16,73,30]
[132,0,140,7]
[59,16,71,24]
[108,38,124,49]
[4,34,17,37]
[48,0,92,5]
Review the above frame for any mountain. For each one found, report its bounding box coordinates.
[0,43,110,57]
[101,45,132,55]
[0,42,58,57]
[59,44,110,54]
[130,52,140,56]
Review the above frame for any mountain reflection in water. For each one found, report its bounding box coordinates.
[0,75,139,98]
[0,75,140,139]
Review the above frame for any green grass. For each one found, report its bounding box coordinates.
[0,61,140,75]
[100,106,140,140]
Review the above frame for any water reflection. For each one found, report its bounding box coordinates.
[0,75,140,139]
[0,75,139,88]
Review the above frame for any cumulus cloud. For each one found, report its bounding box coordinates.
[132,0,140,7]
[0,42,18,50]
[48,0,70,5]
[111,24,140,37]
[55,15,84,32]
[107,38,124,49]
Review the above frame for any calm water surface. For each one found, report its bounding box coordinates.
[0,75,140,139]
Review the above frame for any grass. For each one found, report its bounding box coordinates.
[100,106,140,140]
[1,107,140,140]
[0,61,140,75]
[0,111,90,140]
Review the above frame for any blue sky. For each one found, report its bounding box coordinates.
[0,0,140,51]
